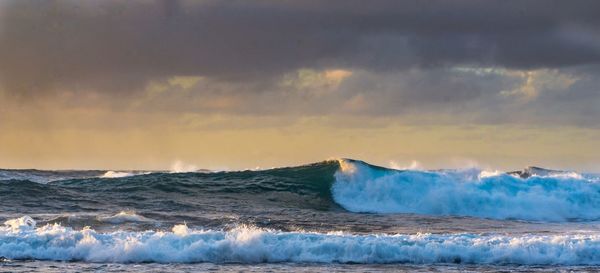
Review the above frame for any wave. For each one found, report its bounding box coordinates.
[0,169,104,184]
[100,171,136,178]
[333,159,600,221]
[1,216,600,265]
[99,171,152,178]
[2,159,600,222]
[96,211,152,224]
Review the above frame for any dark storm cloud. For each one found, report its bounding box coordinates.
[1,0,600,96]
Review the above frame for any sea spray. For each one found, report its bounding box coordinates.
[332,159,600,221]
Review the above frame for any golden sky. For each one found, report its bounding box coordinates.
[1,1,599,171]
[1,101,598,171]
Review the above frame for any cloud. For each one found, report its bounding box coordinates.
[0,0,599,126]
[2,0,600,93]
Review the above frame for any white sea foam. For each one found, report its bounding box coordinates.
[100,171,134,178]
[478,170,503,178]
[97,211,151,224]
[3,216,36,232]
[99,171,152,178]
[332,159,600,221]
[545,171,585,180]
[1,216,600,264]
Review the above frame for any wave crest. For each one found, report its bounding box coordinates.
[100,171,152,178]
[3,216,36,232]
[332,159,600,221]
[97,211,151,224]
[1,216,600,265]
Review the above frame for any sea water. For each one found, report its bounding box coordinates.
[1,159,600,272]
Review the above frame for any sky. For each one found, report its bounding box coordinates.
[0,0,599,171]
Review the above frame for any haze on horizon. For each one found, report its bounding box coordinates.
[0,0,599,172]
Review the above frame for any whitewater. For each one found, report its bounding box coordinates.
[1,159,600,272]
[2,216,600,265]
[333,159,600,221]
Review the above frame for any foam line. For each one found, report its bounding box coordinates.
[1,216,600,264]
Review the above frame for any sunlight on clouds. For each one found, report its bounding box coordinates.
[145,81,169,96]
[500,69,579,101]
[452,66,507,76]
[146,76,204,95]
[453,66,580,102]
[502,71,539,100]
[136,75,241,110]
[281,68,352,96]
[168,76,203,90]
[324,69,353,84]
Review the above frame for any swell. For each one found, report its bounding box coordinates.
[52,160,338,195]
[0,169,105,184]
[1,216,600,265]
[2,159,600,221]
[0,161,341,214]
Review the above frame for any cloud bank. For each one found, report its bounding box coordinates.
[1,0,599,126]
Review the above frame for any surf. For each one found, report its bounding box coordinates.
[2,159,600,222]
[333,159,600,221]
[2,216,600,265]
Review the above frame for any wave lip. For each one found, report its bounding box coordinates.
[97,211,151,224]
[100,171,136,178]
[2,216,600,265]
[99,171,153,178]
[332,159,600,221]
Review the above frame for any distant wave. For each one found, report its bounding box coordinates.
[2,160,600,222]
[100,171,136,178]
[333,159,600,221]
[99,171,152,178]
[97,211,152,224]
[1,216,600,265]
[0,169,104,184]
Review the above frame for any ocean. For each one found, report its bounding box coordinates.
[1,159,600,272]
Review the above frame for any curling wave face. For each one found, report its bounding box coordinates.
[333,159,600,221]
[1,216,600,265]
[1,159,600,223]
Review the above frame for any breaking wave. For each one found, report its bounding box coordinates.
[1,216,600,265]
[100,171,137,178]
[333,159,600,221]
[99,171,153,178]
[1,159,599,222]
[97,211,151,224]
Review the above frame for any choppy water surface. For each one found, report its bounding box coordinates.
[1,159,600,272]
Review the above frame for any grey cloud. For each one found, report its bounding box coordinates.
[526,66,600,126]
[332,66,600,127]
[1,0,600,128]
[2,0,600,97]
